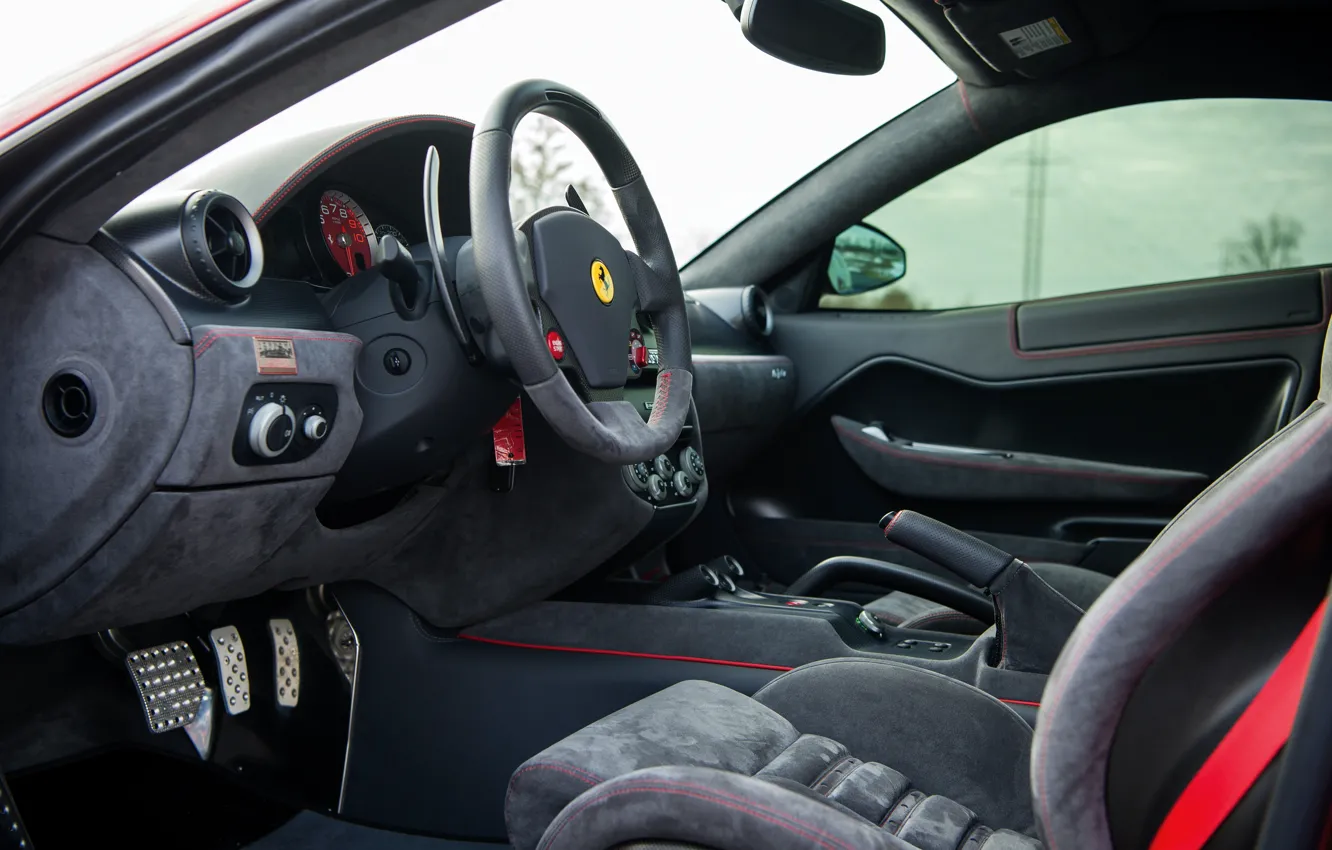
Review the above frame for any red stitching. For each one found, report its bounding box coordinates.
[192,330,362,359]
[254,115,473,223]
[882,510,908,537]
[837,420,1193,483]
[541,781,856,850]
[1034,408,1332,850]
[649,370,672,425]
[511,762,602,787]
[505,762,601,825]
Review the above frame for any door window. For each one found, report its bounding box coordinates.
[821,98,1332,310]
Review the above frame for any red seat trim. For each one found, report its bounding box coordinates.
[1149,598,1328,850]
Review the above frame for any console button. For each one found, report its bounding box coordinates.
[672,470,695,498]
[855,610,885,639]
[653,454,676,479]
[303,414,329,441]
[545,329,566,361]
[249,402,295,459]
[623,462,651,493]
[646,473,668,502]
[383,348,411,375]
[679,446,705,484]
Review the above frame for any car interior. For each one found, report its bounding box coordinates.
[2,0,1332,847]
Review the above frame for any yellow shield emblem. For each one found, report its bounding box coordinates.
[591,259,614,305]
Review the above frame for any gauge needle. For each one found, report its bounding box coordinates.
[345,245,354,272]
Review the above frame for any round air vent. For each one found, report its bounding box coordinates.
[42,371,96,437]
[740,284,774,337]
[181,190,264,302]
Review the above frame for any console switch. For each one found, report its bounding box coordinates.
[234,383,338,466]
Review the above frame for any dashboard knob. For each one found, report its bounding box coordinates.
[249,402,295,459]
[646,473,668,503]
[623,462,651,493]
[653,454,676,480]
[679,446,705,484]
[303,414,329,441]
[672,470,696,498]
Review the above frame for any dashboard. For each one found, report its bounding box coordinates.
[0,114,796,646]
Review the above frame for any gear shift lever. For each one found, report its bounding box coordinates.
[880,510,1085,673]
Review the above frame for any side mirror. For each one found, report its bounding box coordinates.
[737,0,886,76]
[828,223,905,295]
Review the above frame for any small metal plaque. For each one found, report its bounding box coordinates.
[253,337,297,375]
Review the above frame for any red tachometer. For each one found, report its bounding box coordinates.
[318,190,377,276]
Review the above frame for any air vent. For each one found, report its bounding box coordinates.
[43,371,96,438]
[181,191,264,302]
[740,285,774,337]
[206,204,250,283]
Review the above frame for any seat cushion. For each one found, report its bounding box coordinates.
[507,660,1040,850]
[867,562,1113,633]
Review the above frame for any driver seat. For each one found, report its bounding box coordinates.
[502,330,1332,850]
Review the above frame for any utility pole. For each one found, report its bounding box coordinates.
[1021,128,1050,301]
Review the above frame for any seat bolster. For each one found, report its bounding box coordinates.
[754,657,1037,835]
[506,680,799,850]
[536,765,912,850]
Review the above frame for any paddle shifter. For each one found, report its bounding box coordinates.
[880,510,1084,673]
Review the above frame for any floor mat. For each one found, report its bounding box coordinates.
[245,811,507,849]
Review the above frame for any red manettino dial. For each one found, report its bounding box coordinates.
[318,190,378,276]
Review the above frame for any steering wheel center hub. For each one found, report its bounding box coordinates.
[529,210,635,389]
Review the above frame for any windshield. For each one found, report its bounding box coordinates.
[152,0,952,262]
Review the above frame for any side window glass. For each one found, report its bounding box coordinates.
[820,98,1332,311]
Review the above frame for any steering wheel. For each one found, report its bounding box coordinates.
[468,80,693,464]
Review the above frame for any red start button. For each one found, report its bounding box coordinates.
[546,329,566,361]
[633,343,649,368]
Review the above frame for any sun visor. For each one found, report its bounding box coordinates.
[941,0,1095,77]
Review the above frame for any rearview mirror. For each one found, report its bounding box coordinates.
[828,223,905,295]
[738,0,887,76]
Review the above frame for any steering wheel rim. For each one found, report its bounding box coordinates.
[468,80,693,463]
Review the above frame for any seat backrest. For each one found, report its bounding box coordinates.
[1033,329,1332,850]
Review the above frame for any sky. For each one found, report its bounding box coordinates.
[1,0,955,262]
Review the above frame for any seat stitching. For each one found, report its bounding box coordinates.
[539,780,858,850]
[809,755,854,791]
[894,795,930,836]
[821,759,861,796]
[753,657,1031,740]
[1034,407,1332,850]
[504,761,602,817]
[880,789,923,832]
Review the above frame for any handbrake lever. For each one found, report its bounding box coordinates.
[880,510,1084,674]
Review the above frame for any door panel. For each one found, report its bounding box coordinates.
[733,268,1329,584]
[1014,269,1322,351]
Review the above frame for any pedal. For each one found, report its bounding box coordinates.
[208,626,251,715]
[270,619,301,708]
[1,768,34,849]
[125,641,205,733]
